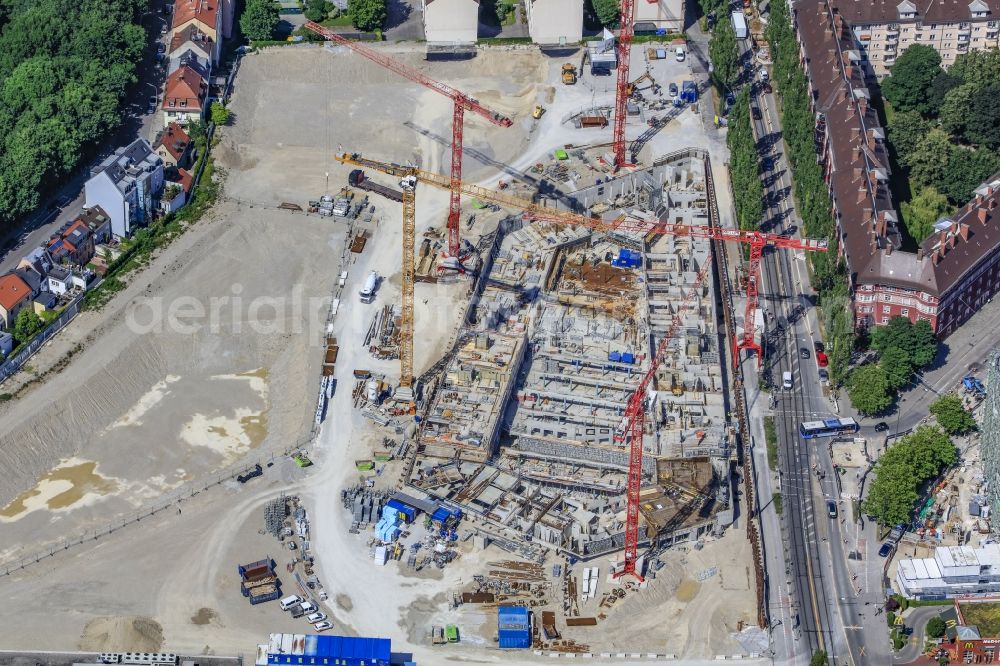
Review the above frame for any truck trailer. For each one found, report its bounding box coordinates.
[348,169,404,203]
[731,11,748,39]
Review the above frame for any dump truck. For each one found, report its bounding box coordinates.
[561,63,577,84]
[348,169,403,203]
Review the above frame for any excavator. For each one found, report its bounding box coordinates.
[626,72,657,96]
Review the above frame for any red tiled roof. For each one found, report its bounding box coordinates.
[173,168,194,193]
[0,273,31,312]
[169,23,215,53]
[171,0,219,33]
[154,122,191,161]
[797,1,904,284]
[832,0,1000,25]
[163,66,207,113]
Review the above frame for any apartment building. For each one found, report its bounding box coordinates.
[797,1,1000,337]
[84,139,165,238]
[831,0,1000,77]
[524,0,584,45]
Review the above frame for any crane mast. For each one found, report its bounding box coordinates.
[303,21,512,257]
[335,152,827,577]
[612,0,637,168]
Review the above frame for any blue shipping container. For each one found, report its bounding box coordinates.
[621,352,635,364]
[385,499,416,523]
[497,606,531,649]
[608,351,621,362]
[268,635,391,665]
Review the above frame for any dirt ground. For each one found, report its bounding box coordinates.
[0,43,757,664]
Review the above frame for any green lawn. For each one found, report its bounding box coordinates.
[764,416,778,470]
[321,13,353,27]
[959,602,1000,636]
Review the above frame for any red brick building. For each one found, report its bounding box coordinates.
[795,1,1000,338]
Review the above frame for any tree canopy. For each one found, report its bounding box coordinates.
[848,363,892,415]
[0,0,145,227]
[810,651,828,666]
[871,317,937,369]
[929,394,976,435]
[900,186,951,247]
[862,426,956,526]
[708,11,739,91]
[240,0,280,40]
[11,307,44,345]
[882,45,942,116]
[348,0,386,31]
[926,616,947,639]
[727,89,765,232]
[590,0,620,26]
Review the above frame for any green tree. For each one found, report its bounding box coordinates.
[926,616,947,639]
[240,0,279,41]
[926,71,959,117]
[905,128,953,191]
[939,83,976,138]
[210,101,230,126]
[810,651,828,666]
[880,346,913,391]
[871,316,937,369]
[727,89,764,231]
[929,394,976,435]
[964,84,1000,149]
[347,0,386,31]
[848,363,892,415]
[887,111,931,164]
[940,147,1000,204]
[708,12,739,90]
[881,45,943,116]
[861,426,955,525]
[949,49,1000,90]
[11,307,44,345]
[590,0,620,26]
[900,186,951,244]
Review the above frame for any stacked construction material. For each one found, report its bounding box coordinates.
[239,557,281,605]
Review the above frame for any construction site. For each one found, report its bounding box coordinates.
[0,24,770,664]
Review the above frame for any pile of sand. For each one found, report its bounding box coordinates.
[79,616,164,652]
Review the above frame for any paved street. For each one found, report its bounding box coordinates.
[735,27,892,665]
[0,0,172,275]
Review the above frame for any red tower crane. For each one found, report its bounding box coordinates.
[612,0,637,168]
[334,151,827,580]
[303,21,513,257]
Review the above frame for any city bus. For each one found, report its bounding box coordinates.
[799,417,860,439]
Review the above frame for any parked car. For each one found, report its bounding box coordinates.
[816,351,829,367]
[313,621,333,632]
[799,347,810,359]
[669,82,678,98]
[878,542,894,557]
[827,500,837,518]
[814,340,825,354]
[874,422,889,432]
[306,612,326,623]
[818,368,829,383]
[157,43,166,53]
[762,81,773,94]
[751,106,762,121]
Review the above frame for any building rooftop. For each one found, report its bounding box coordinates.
[169,23,214,54]
[164,66,207,112]
[92,138,163,195]
[171,0,220,33]
[154,123,192,162]
[0,273,32,312]
[830,0,1000,25]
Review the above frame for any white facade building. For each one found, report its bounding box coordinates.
[421,0,479,44]
[634,0,685,33]
[84,139,165,239]
[525,0,583,45]
[897,543,1000,599]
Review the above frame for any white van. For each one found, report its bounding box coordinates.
[782,371,793,390]
[675,47,686,62]
[279,595,303,611]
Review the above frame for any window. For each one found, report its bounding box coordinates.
[901,308,909,316]
[883,305,891,313]
[881,317,889,324]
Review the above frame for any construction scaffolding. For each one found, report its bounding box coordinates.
[984,349,1000,537]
